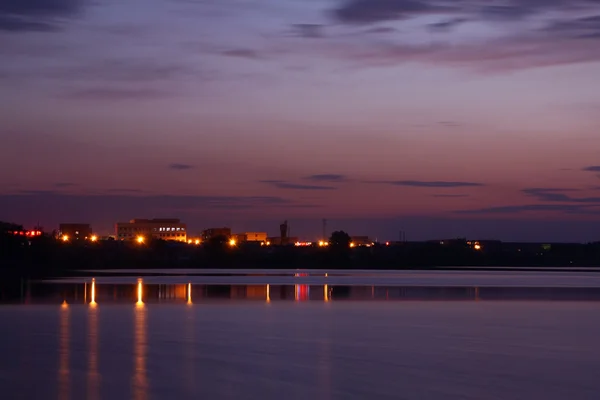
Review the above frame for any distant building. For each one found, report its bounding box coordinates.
[351,236,373,247]
[115,218,187,242]
[59,223,92,241]
[267,236,299,246]
[202,227,232,241]
[236,232,268,242]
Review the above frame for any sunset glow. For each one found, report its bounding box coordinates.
[2,0,600,242]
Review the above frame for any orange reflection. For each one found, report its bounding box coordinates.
[187,283,192,305]
[89,279,97,307]
[87,307,99,400]
[58,305,70,400]
[324,284,329,302]
[133,304,148,400]
[266,284,270,303]
[136,279,144,307]
[184,300,196,393]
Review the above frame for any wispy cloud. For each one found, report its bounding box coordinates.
[456,204,600,215]
[332,0,445,25]
[106,188,145,193]
[382,180,484,188]
[260,180,336,190]
[63,87,172,101]
[332,0,597,25]
[0,192,303,212]
[18,190,61,195]
[322,0,600,72]
[432,194,469,198]
[543,15,600,39]
[305,174,347,182]
[220,48,262,59]
[364,26,397,34]
[428,18,468,32]
[168,163,194,171]
[292,24,325,38]
[523,187,600,203]
[583,166,600,172]
[54,182,77,188]
[0,0,84,32]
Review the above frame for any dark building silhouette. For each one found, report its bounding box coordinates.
[202,227,232,241]
[59,223,92,241]
[279,220,289,245]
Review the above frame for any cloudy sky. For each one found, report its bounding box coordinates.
[1,0,600,241]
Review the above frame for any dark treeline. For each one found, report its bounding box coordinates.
[2,223,600,279]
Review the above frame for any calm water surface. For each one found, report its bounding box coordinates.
[1,271,599,399]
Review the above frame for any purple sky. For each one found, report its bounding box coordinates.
[1,0,600,241]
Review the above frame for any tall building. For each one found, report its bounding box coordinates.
[115,219,187,242]
[59,223,92,241]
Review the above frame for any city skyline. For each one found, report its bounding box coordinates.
[1,0,600,241]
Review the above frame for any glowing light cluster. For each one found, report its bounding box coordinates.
[294,241,312,247]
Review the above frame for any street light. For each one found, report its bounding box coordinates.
[90,235,98,242]
[61,235,69,242]
[136,236,145,244]
[229,238,236,247]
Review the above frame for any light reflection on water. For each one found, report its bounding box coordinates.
[58,305,69,400]
[133,303,148,400]
[87,306,99,400]
[0,300,598,399]
[2,273,600,399]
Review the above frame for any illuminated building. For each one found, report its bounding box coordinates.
[230,232,268,244]
[115,219,187,242]
[242,232,268,242]
[59,223,92,241]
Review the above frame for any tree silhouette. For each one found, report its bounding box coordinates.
[329,231,351,248]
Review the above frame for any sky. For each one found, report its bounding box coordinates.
[1,0,600,242]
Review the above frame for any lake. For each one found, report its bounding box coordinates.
[1,270,599,399]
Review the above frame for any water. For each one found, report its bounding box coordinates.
[1,270,600,399]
